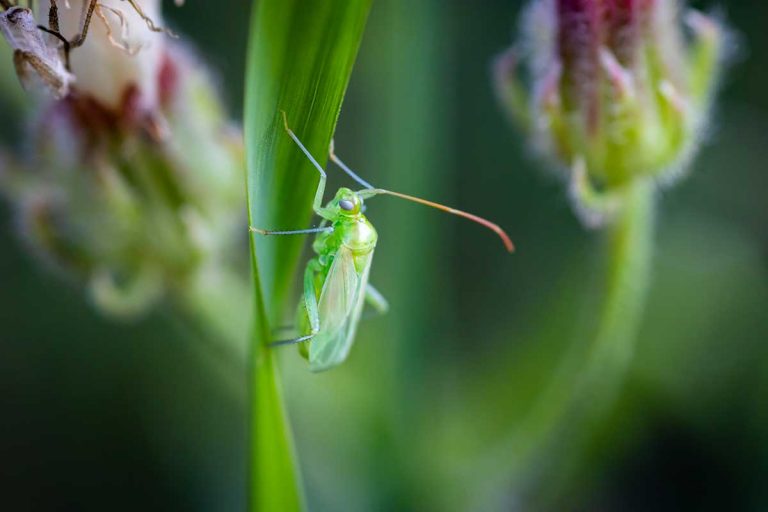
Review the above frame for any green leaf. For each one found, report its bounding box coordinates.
[243,0,373,510]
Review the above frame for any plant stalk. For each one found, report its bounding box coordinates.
[535,176,656,502]
[473,177,656,506]
[583,177,655,404]
[247,253,305,512]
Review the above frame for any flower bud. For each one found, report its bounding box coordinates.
[1,3,245,318]
[36,0,168,110]
[495,0,729,223]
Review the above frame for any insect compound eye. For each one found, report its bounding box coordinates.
[339,199,355,212]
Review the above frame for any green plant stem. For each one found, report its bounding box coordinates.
[535,177,655,436]
[473,178,655,506]
[536,177,656,503]
[583,177,654,401]
[535,177,655,476]
[248,268,303,512]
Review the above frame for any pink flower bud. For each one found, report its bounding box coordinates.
[496,0,729,193]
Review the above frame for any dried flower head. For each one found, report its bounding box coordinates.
[36,0,172,109]
[0,1,246,317]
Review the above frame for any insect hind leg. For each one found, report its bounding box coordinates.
[270,261,322,349]
[358,283,389,320]
[270,333,315,348]
[280,111,335,219]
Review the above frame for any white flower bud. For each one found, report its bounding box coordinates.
[37,0,166,110]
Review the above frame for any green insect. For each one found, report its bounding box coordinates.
[250,112,514,372]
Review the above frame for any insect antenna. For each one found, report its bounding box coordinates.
[328,148,514,252]
[360,188,515,253]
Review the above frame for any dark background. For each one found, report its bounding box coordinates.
[1,0,766,510]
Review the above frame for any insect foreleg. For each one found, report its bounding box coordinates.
[280,111,334,219]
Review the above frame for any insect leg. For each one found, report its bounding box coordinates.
[270,334,314,347]
[364,283,389,316]
[270,261,322,347]
[280,111,333,219]
[302,260,322,334]
[249,226,333,236]
[328,140,375,189]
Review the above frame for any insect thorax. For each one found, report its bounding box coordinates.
[313,216,377,269]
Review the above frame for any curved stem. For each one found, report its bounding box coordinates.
[541,177,656,499]
[540,177,655,475]
[471,178,655,505]
[583,177,654,404]
[546,177,655,424]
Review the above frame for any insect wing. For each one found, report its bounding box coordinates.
[309,246,372,372]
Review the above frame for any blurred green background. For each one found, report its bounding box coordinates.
[1,0,766,510]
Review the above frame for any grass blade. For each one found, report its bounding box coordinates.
[243,0,373,510]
